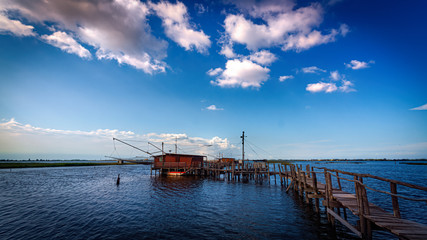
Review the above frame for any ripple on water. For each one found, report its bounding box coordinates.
[2,163,424,239]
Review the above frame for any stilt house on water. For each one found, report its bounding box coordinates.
[218,157,235,163]
[153,153,206,175]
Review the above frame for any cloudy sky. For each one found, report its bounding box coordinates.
[0,0,426,160]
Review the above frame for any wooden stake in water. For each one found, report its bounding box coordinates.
[116,174,120,185]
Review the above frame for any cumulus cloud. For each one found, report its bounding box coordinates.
[410,103,427,111]
[345,60,374,70]
[0,13,35,36]
[329,70,341,81]
[207,67,223,76]
[219,43,237,58]
[249,50,277,65]
[339,80,356,93]
[307,79,355,93]
[306,82,337,93]
[205,105,224,111]
[150,1,211,53]
[41,31,91,59]
[301,66,326,74]
[279,75,294,82]
[1,0,168,73]
[210,59,270,88]
[282,27,346,51]
[0,118,235,159]
[223,2,347,51]
[0,0,211,74]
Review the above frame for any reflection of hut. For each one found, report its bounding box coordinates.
[153,153,205,175]
[219,157,235,163]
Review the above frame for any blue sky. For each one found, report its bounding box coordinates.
[0,0,426,160]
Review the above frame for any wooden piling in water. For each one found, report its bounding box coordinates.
[180,161,427,240]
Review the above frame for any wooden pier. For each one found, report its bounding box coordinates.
[151,161,427,239]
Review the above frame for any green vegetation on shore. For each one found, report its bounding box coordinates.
[0,162,136,169]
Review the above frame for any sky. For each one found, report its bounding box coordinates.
[0,0,426,160]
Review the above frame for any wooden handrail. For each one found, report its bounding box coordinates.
[313,166,427,191]
[327,172,427,202]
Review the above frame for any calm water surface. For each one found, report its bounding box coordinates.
[0,161,425,239]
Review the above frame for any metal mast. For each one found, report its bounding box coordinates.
[241,131,246,161]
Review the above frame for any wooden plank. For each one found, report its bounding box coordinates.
[327,208,362,238]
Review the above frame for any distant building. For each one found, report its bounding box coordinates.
[218,157,235,163]
[153,153,205,175]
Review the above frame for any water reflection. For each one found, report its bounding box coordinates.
[1,162,422,240]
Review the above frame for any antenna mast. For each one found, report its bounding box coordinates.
[241,131,246,161]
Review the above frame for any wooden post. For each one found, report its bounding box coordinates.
[273,164,277,184]
[303,171,309,203]
[297,167,302,195]
[325,172,335,225]
[390,182,401,218]
[312,172,320,213]
[278,164,283,186]
[336,172,342,190]
[356,181,371,240]
[232,161,235,182]
[306,164,311,178]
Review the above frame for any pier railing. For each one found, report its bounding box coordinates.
[312,166,427,218]
[150,161,427,239]
[305,165,427,239]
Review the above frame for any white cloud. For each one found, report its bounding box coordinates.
[41,31,91,59]
[205,105,224,111]
[282,27,344,51]
[279,75,294,82]
[150,1,211,54]
[0,118,236,159]
[329,70,340,81]
[223,3,347,52]
[345,60,374,70]
[210,59,270,88]
[1,0,212,73]
[96,49,166,74]
[339,23,350,36]
[219,43,237,58]
[410,103,427,111]
[307,79,355,93]
[301,66,326,74]
[207,67,223,76]
[339,80,356,93]
[0,13,35,36]
[306,82,337,93]
[249,50,277,65]
[1,0,170,74]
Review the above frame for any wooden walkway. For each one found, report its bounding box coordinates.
[152,161,427,239]
[284,164,427,239]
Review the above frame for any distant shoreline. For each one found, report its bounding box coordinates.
[0,162,137,169]
[1,158,426,169]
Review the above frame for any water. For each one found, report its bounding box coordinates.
[0,161,425,239]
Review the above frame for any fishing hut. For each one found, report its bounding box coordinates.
[218,157,235,163]
[151,153,206,176]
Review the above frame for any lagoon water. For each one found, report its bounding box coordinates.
[0,161,426,240]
